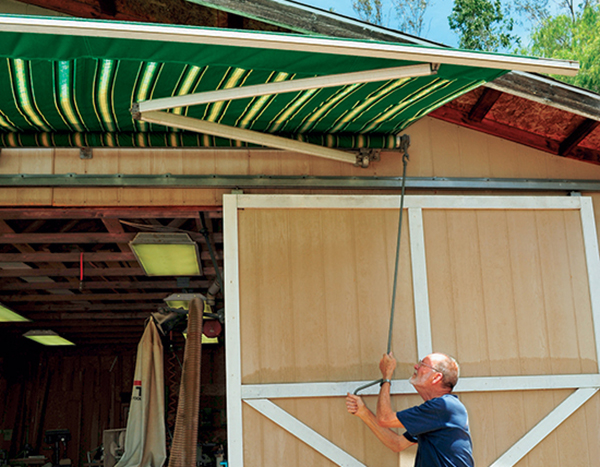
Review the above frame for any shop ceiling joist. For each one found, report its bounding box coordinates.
[0,15,578,160]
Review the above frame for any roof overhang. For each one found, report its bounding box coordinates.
[0,15,579,162]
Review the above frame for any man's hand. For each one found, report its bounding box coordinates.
[379,352,396,379]
[346,393,367,417]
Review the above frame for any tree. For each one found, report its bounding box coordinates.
[393,0,430,36]
[352,0,384,25]
[448,0,520,51]
[351,0,433,35]
[524,3,600,92]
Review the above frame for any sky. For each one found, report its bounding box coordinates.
[298,0,462,47]
[297,0,541,49]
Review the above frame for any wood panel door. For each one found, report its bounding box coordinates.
[224,194,600,467]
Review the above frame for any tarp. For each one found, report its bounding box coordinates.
[0,15,576,149]
[116,319,166,467]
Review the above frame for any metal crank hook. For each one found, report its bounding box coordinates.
[353,135,410,395]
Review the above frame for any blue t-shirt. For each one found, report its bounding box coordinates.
[396,394,474,467]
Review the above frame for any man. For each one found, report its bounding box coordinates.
[346,352,473,467]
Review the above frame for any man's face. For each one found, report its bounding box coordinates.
[409,356,440,389]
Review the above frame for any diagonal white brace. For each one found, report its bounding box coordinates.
[246,399,367,467]
[137,63,436,112]
[139,110,361,165]
[489,387,599,467]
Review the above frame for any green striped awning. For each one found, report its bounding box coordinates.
[0,15,579,149]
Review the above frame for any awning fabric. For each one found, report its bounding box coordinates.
[0,15,576,149]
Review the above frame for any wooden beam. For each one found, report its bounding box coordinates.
[4,292,169,301]
[0,207,221,219]
[0,232,222,243]
[2,319,146,327]
[0,279,211,291]
[25,311,153,320]
[468,88,503,122]
[0,252,136,262]
[0,267,145,277]
[559,119,600,156]
[11,303,168,312]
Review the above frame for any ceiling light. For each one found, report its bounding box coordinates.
[129,233,202,276]
[23,330,75,346]
[0,303,31,322]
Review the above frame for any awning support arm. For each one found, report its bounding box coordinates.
[135,63,438,113]
[137,110,370,166]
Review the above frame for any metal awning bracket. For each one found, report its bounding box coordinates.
[354,149,381,168]
[80,147,93,159]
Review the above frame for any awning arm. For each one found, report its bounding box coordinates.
[136,63,438,113]
[138,111,369,166]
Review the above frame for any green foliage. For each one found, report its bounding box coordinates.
[448,0,520,51]
[524,4,600,92]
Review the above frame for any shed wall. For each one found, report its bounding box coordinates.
[2,117,600,466]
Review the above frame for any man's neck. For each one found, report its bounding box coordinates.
[418,388,452,402]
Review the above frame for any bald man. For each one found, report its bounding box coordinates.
[346,353,473,467]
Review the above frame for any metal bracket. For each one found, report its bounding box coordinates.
[397,134,410,154]
[131,102,141,120]
[79,147,93,159]
[354,148,381,168]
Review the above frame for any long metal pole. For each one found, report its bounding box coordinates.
[353,149,409,395]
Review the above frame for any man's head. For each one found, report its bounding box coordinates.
[409,353,460,398]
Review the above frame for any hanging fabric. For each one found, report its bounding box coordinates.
[116,319,167,467]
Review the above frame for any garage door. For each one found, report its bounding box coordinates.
[223,194,600,467]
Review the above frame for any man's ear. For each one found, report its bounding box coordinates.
[432,372,444,385]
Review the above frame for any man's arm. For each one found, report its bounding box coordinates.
[346,393,414,453]
[376,353,404,428]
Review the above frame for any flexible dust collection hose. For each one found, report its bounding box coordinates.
[353,150,409,395]
[167,298,203,467]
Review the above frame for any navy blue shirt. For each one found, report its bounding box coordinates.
[396,394,474,467]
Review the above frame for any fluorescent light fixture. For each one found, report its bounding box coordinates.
[23,330,75,346]
[0,303,31,322]
[164,293,207,310]
[202,335,219,344]
[130,233,202,276]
